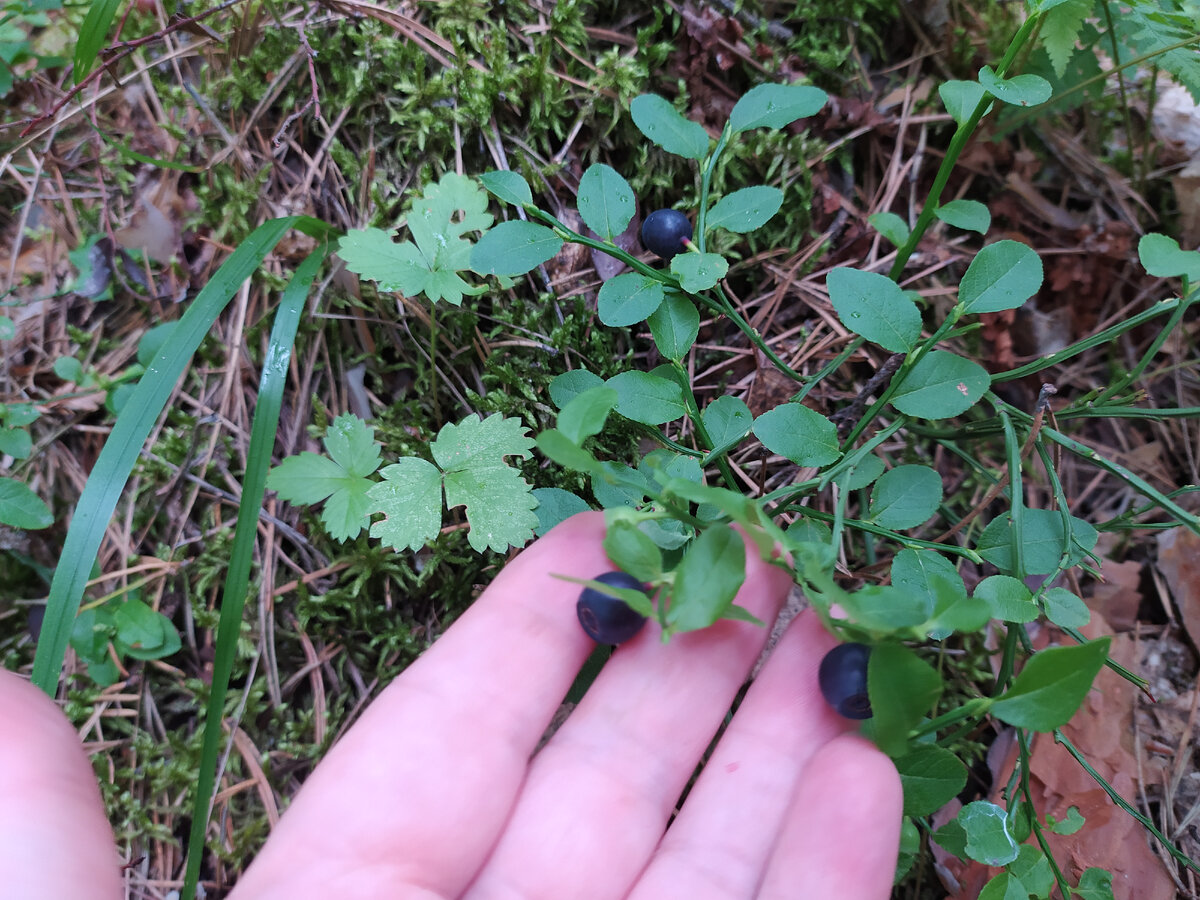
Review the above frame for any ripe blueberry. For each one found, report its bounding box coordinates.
[640,209,693,260]
[577,571,649,644]
[818,642,873,719]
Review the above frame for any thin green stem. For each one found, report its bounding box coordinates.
[1019,729,1073,898]
[794,508,984,561]
[670,359,739,491]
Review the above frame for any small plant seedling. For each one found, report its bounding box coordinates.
[576,571,650,644]
[818,642,873,719]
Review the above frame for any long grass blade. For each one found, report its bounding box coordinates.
[32,215,330,694]
[74,0,123,83]
[181,243,330,899]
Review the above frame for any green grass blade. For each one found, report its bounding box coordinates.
[31,215,330,695]
[181,244,329,900]
[74,0,123,83]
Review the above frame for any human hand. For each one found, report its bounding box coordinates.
[1,512,901,898]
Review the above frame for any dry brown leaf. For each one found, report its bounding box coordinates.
[1156,527,1200,653]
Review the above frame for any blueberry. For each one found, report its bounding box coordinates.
[818,642,873,719]
[577,571,649,644]
[640,209,693,260]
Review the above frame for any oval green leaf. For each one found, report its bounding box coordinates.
[896,744,968,817]
[470,221,563,276]
[869,465,943,530]
[869,212,910,247]
[1138,233,1200,280]
[939,80,990,125]
[729,83,827,133]
[975,508,1099,576]
[605,371,686,425]
[630,94,711,160]
[598,273,665,327]
[577,163,636,241]
[531,487,591,535]
[647,292,700,360]
[935,199,991,234]
[827,267,922,352]
[959,240,1043,314]
[549,368,604,409]
[671,252,729,292]
[701,396,753,458]
[869,643,944,757]
[973,575,1038,623]
[668,526,746,631]
[706,186,784,233]
[890,351,990,419]
[979,66,1053,107]
[0,477,53,530]
[991,637,1111,731]
[752,403,841,467]
[479,170,532,207]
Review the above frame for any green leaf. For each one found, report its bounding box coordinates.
[112,597,168,655]
[868,212,910,247]
[0,427,33,459]
[973,575,1039,623]
[935,199,991,234]
[959,240,1043,314]
[531,487,590,536]
[2,404,39,428]
[1041,587,1090,628]
[784,517,831,546]
[671,252,729,292]
[0,316,14,340]
[1138,233,1200,280]
[479,170,533,207]
[1040,0,1091,77]
[367,457,443,551]
[577,163,636,241]
[932,818,968,859]
[890,350,990,419]
[729,82,827,132]
[549,368,604,409]
[73,0,122,83]
[538,429,601,474]
[868,465,943,530]
[958,800,1020,867]
[1009,845,1055,897]
[826,267,922,353]
[752,403,841,467]
[630,94,711,159]
[706,186,784,233]
[471,221,563,276]
[976,508,1099,576]
[0,477,53,529]
[557,385,618,445]
[597,272,666,326]
[443,465,538,553]
[940,80,991,125]
[978,873,1028,900]
[896,744,968,816]
[978,66,1053,107]
[838,585,931,632]
[701,396,753,458]
[647,292,700,360]
[991,637,1111,731]
[603,517,663,582]
[846,454,886,490]
[1048,806,1085,835]
[267,413,382,541]
[1074,868,1114,900]
[606,371,686,425]
[667,526,746,631]
[70,607,114,662]
[869,643,943,757]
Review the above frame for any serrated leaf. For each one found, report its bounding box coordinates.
[444,464,538,553]
[706,186,784,233]
[752,403,841,467]
[531,487,591,536]
[890,351,990,419]
[827,267,922,352]
[869,465,943,530]
[432,413,535,473]
[935,199,991,234]
[896,744,968,816]
[471,221,563,276]
[597,272,665,326]
[1138,233,1200,280]
[667,526,746,631]
[549,368,604,409]
[1041,587,1090,628]
[647,292,700,360]
[577,163,636,241]
[671,252,728,291]
[630,94,711,159]
[479,170,533,207]
[0,477,53,530]
[869,212,910,247]
[959,240,1043,314]
[324,413,383,477]
[991,638,1110,731]
[869,643,943,757]
[940,80,991,125]
[606,371,686,425]
[1041,0,1091,77]
[974,575,1039,623]
[729,82,827,132]
[979,66,1053,107]
[338,228,430,296]
[975,508,1099,576]
[701,396,753,458]
[368,457,443,551]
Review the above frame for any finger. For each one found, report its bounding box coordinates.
[464,529,794,900]
[757,734,902,900]
[0,669,122,900]
[626,609,851,900]
[232,512,611,900]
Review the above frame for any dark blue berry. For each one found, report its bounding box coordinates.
[640,209,693,260]
[577,572,649,644]
[818,642,873,719]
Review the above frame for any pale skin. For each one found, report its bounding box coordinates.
[0,512,902,899]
